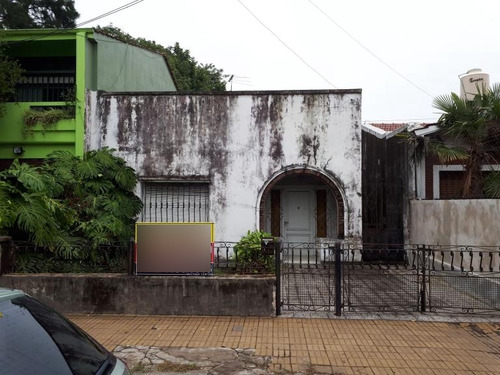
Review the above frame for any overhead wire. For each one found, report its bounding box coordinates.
[236,0,338,89]
[6,0,144,46]
[307,0,434,98]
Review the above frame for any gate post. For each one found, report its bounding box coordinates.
[275,239,281,316]
[128,237,135,276]
[0,236,15,275]
[419,245,426,313]
[334,241,342,316]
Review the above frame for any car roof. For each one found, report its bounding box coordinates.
[0,287,25,302]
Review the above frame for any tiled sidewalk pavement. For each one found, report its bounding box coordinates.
[68,314,500,374]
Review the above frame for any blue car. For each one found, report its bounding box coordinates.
[0,288,130,374]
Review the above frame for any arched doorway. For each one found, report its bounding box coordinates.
[259,168,345,242]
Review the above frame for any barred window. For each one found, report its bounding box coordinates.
[141,182,209,222]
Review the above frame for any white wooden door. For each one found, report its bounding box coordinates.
[283,190,313,243]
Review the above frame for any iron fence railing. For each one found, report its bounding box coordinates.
[277,242,500,315]
[12,242,130,274]
[15,73,75,102]
[213,241,274,274]
[7,239,500,316]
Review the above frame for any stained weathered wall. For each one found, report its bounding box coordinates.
[410,199,500,245]
[86,90,362,241]
[0,274,275,316]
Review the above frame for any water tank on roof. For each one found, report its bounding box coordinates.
[460,68,490,100]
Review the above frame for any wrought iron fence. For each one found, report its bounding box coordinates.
[213,242,275,274]
[8,239,500,316]
[13,242,131,274]
[278,242,340,314]
[276,242,500,315]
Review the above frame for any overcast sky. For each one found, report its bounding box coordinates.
[74,0,500,123]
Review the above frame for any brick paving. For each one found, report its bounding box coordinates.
[67,314,500,374]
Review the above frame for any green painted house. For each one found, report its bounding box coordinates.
[0,28,176,161]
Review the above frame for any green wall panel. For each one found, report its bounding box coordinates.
[95,34,176,92]
[0,103,77,159]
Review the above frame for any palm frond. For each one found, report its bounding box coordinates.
[426,141,468,163]
[483,172,500,198]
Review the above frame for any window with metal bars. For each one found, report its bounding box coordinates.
[141,182,209,222]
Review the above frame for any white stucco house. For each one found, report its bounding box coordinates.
[86,89,362,244]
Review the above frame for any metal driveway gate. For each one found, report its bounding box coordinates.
[277,242,342,315]
[277,243,500,316]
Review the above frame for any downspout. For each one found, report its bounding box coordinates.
[74,30,87,157]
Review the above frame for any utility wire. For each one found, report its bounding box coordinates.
[307,0,434,98]
[77,0,143,27]
[237,0,338,89]
[6,0,144,45]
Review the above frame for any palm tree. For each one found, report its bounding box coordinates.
[432,83,500,198]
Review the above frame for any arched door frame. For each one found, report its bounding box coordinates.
[257,166,347,239]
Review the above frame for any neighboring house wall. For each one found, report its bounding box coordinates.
[0,29,176,161]
[410,199,500,246]
[361,132,407,246]
[86,90,362,242]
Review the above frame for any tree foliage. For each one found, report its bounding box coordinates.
[0,148,142,251]
[0,40,23,116]
[400,84,500,198]
[96,26,227,92]
[432,84,500,198]
[0,0,79,29]
[428,84,500,198]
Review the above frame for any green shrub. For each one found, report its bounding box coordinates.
[233,230,275,273]
[0,148,142,253]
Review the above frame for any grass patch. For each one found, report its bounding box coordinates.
[156,361,199,372]
[130,362,146,373]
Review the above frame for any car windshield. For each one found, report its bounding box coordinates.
[0,295,111,374]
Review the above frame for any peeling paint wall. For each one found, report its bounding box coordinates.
[410,199,500,246]
[86,90,362,241]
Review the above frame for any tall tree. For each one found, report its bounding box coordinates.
[0,0,79,29]
[431,84,500,198]
[167,42,226,92]
[96,26,227,92]
[0,39,23,116]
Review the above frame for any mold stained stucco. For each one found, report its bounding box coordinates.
[86,91,362,241]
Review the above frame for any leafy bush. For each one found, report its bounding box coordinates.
[234,230,275,273]
[0,148,142,259]
[14,245,128,273]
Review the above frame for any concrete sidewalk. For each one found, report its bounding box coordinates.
[68,314,500,374]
